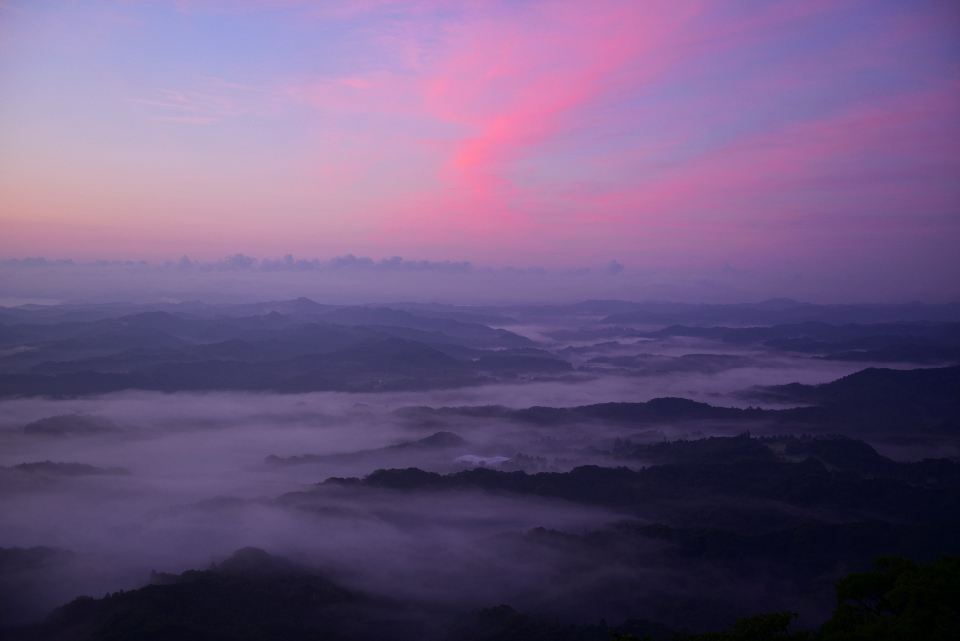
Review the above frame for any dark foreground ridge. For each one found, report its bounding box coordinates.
[2,547,420,641]
[1,546,674,641]
[4,436,959,638]
[4,549,956,641]
[298,434,960,632]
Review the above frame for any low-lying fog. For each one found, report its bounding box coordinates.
[0,326,948,628]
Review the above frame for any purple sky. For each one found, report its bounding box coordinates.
[1,0,958,301]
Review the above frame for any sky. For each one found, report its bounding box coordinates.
[0,0,958,301]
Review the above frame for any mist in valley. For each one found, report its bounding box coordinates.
[1,296,958,636]
[3,0,958,635]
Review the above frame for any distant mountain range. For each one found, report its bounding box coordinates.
[1,298,958,397]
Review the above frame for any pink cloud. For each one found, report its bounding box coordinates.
[555,84,960,265]
[373,75,958,266]
[323,0,869,246]
[6,0,955,281]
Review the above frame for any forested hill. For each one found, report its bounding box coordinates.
[319,434,960,525]
[399,364,960,434]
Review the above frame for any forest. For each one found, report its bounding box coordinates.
[2,298,958,639]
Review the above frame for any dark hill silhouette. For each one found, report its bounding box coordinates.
[738,365,960,431]
[4,337,588,394]
[2,547,417,641]
[401,366,959,434]
[323,433,960,524]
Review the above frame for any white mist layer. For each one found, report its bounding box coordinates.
[0,333,943,624]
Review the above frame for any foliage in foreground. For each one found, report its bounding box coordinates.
[612,555,959,641]
[3,554,957,640]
